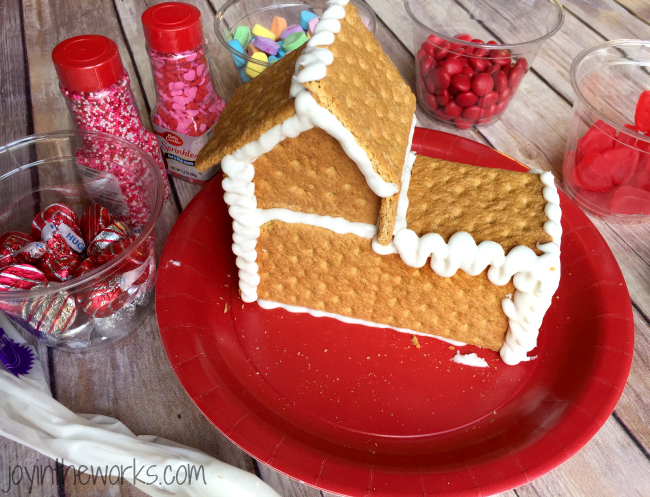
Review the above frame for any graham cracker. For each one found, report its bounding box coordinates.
[301,2,417,243]
[257,221,515,351]
[195,47,304,172]
[254,127,381,224]
[406,156,553,254]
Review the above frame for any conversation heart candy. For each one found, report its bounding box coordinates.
[252,24,276,41]
[245,52,268,78]
[270,16,287,40]
[284,31,308,53]
[234,25,251,48]
[280,24,304,40]
[228,39,246,67]
[254,36,280,56]
[300,11,318,30]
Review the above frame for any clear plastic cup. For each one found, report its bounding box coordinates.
[563,40,650,223]
[0,130,165,351]
[214,0,377,88]
[405,0,564,129]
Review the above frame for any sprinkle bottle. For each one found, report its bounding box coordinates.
[52,35,171,209]
[142,2,226,184]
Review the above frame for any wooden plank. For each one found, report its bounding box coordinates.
[19,2,256,497]
[562,0,650,40]
[616,0,650,22]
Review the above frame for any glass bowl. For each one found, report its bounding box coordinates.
[405,0,564,129]
[563,40,650,223]
[0,130,165,351]
[214,0,377,88]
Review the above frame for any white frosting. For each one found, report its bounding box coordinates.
[451,351,489,368]
[257,299,466,346]
[290,0,397,198]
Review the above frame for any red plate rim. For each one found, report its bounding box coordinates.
[156,127,634,496]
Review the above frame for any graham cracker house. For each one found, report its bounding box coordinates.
[196,0,562,365]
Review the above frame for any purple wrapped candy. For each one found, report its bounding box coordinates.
[280,24,304,40]
[253,36,280,56]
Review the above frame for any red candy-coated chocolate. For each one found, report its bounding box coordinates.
[0,264,49,291]
[461,66,474,78]
[635,91,650,132]
[423,93,438,110]
[444,101,462,118]
[0,232,34,269]
[454,33,472,42]
[421,56,435,77]
[441,58,463,76]
[468,57,488,73]
[508,66,525,89]
[430,68,451,90]
[80,204,115,245]
[477,91,498,108]
[471,73,494,96]
[450,74,471,93]
[454,118,473,130]
[462,105,482,121]
[435,90,450,106]
[493,71,508,93]
[434,108,451,121]
[455,91,478,107]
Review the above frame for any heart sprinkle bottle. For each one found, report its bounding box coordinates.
[52,35,171,210]
[142,2,226,184]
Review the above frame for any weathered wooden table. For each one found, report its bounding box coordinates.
[2,0,650,495]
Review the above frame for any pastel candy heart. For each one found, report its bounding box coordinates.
[252,24,276,41]
[234,26,251,48]
[308,16,319,36]
[270,16,287,40]
[245,52,268,78]
[228,40,246,67]
[268,55,279,64]
[283,31,308,52]
[300,11,318,30]
[238,67,252,83]
[247,40,262,55]
[254,36,280,56]
[280,24,304,40]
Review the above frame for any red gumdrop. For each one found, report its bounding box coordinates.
[615,124,639,149]
[442,58,463,76]
[454,118,473,129]
[495,99,509,115]
[455,91,478,107]
[435,89,450,106]
[462,105,482,121]
[577,121,616,156]
[508,66,525,89]
[635,91,650,132]
[444,100,463,118]
[574,152,613,192]
[454,33,473,42]
[493,71,508,93]
[610,186,650,215]
[468,57,488,73]
[635,170,650,192]
[601,147,640,185]
[434,108,451,121]
[515,57,529,71]
[477,91,498,108]
[472,73,494,96]
[462,66,475,78]
[497,88,511,103]
[423,93,439,111]
[450,74,472,92]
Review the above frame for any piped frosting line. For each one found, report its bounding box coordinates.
[290,0,398,198]
[257,299,466,346]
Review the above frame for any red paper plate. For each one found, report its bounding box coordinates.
[156,128,634,496]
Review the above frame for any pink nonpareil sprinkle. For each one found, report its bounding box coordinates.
[61,72,171,211]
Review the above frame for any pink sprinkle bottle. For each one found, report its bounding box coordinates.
[142,2,226,184]
[52,35,171,203]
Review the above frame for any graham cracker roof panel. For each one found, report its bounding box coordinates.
[302,2,416,186]
[195,47,304,172]
[405,156,553,254]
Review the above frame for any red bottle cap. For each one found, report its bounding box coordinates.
[141,3,204,54]
[52,35,124,92]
